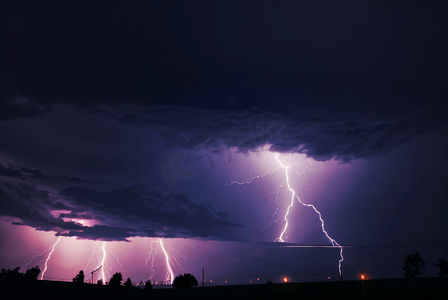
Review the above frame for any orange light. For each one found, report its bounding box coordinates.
[361,274,365,280]
[283,277,288,283]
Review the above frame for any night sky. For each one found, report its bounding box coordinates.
[1,1,447,285]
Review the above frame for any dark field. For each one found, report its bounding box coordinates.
[1,277,447,300]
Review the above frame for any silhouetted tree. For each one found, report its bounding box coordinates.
[108,272,123,286]
[435,258,448,277]
[172,273,198,289]
[97,279,103,285]
[124,277,133,288]
[403,251,426,278]
[1,267,22,280]
[144,280,152,290]
[1,266,41,285]
[72,270,85,283]
[24,266,40,280]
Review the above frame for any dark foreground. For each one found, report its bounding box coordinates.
[1,277,447,300]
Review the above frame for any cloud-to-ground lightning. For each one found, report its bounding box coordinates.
[274,153,344,275]
[159,239,175,284]
[82,242,121,284]
[101,242,107,283]
[274,153,297,243]
[142,238,184,284]
[224,151,344,276]
[40,236,62,280]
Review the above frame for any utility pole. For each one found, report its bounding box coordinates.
[90,265,102,284]
[361,274,366,297]
[202,269,204,287]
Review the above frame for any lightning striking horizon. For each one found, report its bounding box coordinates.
[159,239,175,284]
[224,152,344,276]
[274,153,295,243]
[101,242,107,283]
[274,153,344,275]
[82,241,121,284]
[40,236,61,280]
[142,238,184,284]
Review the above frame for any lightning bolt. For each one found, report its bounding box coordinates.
[159,239,175,284]
[40,236,61,280]
[274,153,295,243]
[142,238,184,284]
[83,242,119,284]
[101,242,107,283]
[224,152,344,276]
[275,153,344,275]
[25,241,59,267]
[142,240,158,280]
[84,244,98,272]
[108,249,123,268]
[166,243,186,271]
[223,168,281,185]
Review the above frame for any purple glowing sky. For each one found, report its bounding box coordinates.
[0,147,360,284]
[1,0,447,286]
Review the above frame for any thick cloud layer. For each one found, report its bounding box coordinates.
[91,103,443,162]
[0,164,243,241]
[1,1,447,244]
[1,1,447,162]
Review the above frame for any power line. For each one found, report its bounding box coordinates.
[285,244,448,249]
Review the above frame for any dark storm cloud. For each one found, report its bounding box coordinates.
[2,1,446,107]
[0,164,243,241]
[90,102,441,162]
[0,162,125,192]
[0,179,83,233]
[58,213,93,219]
[55,225,137,242]
[0,164,22,177]
[60,183,244,238]
[1,1,446,162]
[0,99,48,121]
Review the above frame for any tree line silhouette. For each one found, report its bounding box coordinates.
[72,269,198,289]
[0,265,40,282]
[1,252,447,290]
[402,251,447,278]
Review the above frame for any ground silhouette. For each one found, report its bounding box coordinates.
[124,277,132,288]
[144,280,152,290]
[72,270,85,283]
[435,258,448,277]
[108,272,123,286]
[172,273,198,289]
[403,251,426,278]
